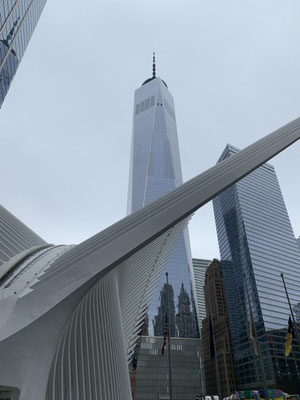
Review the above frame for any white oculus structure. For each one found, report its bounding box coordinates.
[0,117,299,400]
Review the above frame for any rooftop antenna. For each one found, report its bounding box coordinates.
[152,51,156,78]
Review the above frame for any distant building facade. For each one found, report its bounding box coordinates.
[192,258,211,393]
[154,281,176,337]
[213,144,300,392]
[133,336,204,400]
[294,238,300,324]
[192,258,210,331]
[0,0,47,107]
[176,283,195,338]
[202,259,236,396]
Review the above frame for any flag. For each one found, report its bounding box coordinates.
[161,314,168,356]
[249,310,259,356]
[285,316,295,357]
[209,314,215,359]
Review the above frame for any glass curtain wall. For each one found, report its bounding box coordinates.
[127,77,199,338]
[213,144,300,392]
[0,0,47,106]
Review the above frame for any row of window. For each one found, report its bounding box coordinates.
[134,95,176,121]
[135,96,155,115]
[141,342,184,351]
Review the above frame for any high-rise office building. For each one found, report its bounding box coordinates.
[154,281,176,337]
[127,56,198,338]
[127,57,202,399]
[213,144,300,392]
[192,258,210,331]
[0,0,47,107]
[202,259,236,396]
[192,258,211,394]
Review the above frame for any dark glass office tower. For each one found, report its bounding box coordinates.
[0,0,47,107]
[127,61,198,338]
[213,144,300,392]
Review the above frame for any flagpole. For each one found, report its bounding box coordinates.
[243,274,269,400]
[166,272,173,400]
[280,272,300,339]
[207,278,222,400]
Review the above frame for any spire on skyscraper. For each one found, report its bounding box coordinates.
[152,51,156,78]
[142,52,168,87]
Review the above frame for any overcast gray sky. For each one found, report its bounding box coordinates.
[0,0,299,259]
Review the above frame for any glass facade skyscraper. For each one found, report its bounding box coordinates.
[127,69,198,338]
[213,144,300,392]
[0,0,47,107]
[192,258,210,331]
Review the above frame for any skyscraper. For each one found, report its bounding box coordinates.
[192,258,211,331]
[213,144,300,392]
[0,0,47,107]
[127,55,198,337]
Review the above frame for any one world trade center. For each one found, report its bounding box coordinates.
[127,55,199,338]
